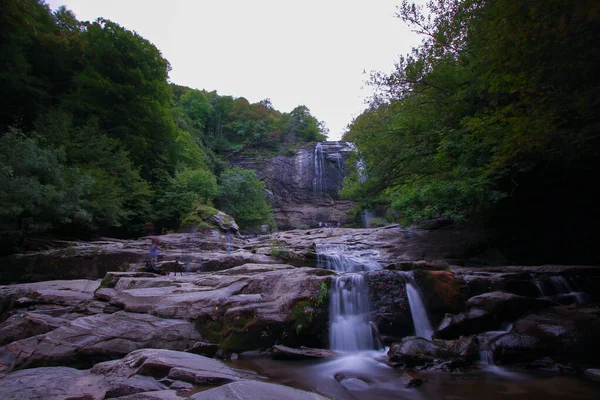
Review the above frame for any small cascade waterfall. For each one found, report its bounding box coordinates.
[313,142,324,192]
[405,282,434,340]
[316,244,381,352]
[534,275,587,304]
[329,274,378,351]
[478,324,513,365]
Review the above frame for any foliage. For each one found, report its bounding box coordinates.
[218,167,272,231]
[0,129,92,229]
[0,0,330,248]
[156,168,218,224]
[344,0,600,229]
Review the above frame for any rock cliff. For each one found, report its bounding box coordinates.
[229,141,357,229]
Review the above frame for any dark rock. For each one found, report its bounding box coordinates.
[584,369,600,383]
[189,380,330,400]
[398,370,425,388]
[434,291,555,339]
[271,345,336,360]
[387,336,479,367]
[185,341,219,358]
[493,305,600,364]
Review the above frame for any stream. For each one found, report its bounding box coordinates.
[229,244,599,399]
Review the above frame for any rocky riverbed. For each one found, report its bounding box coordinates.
[0,226,599,399]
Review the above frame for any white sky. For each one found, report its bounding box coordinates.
[47,0,425,140]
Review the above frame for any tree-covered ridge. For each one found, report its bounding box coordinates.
[0,0,325,252]
[343,0,600,262]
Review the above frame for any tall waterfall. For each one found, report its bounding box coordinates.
[406,282,434,340]
[313,142,324,192]
[316,244,380,352]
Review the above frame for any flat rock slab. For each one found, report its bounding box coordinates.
[0,311,69,346]
[0,311,203,373]
[92,349,246,384]
[190,380,330,400]
[271,345,336,360]
[0,366,108,400]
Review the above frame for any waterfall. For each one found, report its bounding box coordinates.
[405,282,434,340]
[313,142,324,192]
[534,275,587,304]
[329,274,377,351]
[316,244,380,352]
[478,323,513,365]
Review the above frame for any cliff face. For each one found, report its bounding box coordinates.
[229,142,356,229]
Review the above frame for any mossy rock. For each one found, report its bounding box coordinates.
[97,274,120,290]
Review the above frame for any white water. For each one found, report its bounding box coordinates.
[478,323,513,365]
[534,275,587,304]
[405,282,434,340]
[317,244,380,352]
[313,142,324,192]
[329,274,378,351]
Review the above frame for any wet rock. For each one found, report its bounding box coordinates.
[584,368,600,383]
[387,336,479,367]
[189,380,330,400]
[271,345,336,360]
[185,341,219,358]
[493,305,600,364]
[435,292,555,339]
[334,373,373,390]
[398,370,425,388]
[0,311,203,373]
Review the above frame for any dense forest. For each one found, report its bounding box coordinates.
[0,0,327,253]
[343,0,600,263]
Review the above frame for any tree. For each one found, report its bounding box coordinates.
[217,167,272,230]
[70,18,177,182]
[345,0,600,225]
[156,168,218,226]
[0,128,92,231]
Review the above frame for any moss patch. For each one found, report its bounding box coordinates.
[181,203,219,229]
[97,274,119,289]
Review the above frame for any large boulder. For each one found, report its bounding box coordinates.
[493,305,600,364]
[387,335,479,367]
[434,291,555,339]
[92,349,247,385]
[0,311,203,373]
[101,264,332,352]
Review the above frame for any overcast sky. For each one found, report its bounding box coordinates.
[47,0,425,140]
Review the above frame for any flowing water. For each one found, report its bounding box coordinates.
[313,142,324,192]
[226,248,598,399]
[534,275,588,304]
[406,282,434,340]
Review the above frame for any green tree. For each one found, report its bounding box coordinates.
[218,167,272,230]
[156,168,218,226]
[345,0,600,226]
[69,18,177,182]
[0,128,92,231]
